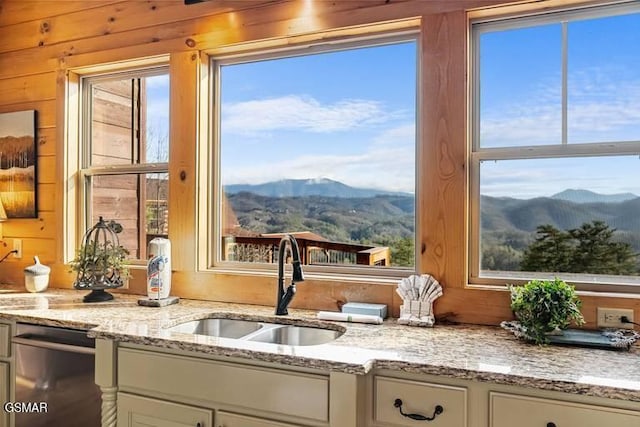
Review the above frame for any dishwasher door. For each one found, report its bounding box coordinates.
[12,323,101,427]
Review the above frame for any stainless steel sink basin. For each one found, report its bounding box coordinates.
[247,325,343,346]
[167,318,262,339]
[166,318,343,346]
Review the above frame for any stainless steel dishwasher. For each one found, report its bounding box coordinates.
[12,323,102,427]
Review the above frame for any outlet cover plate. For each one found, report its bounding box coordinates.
[597,307,634,329]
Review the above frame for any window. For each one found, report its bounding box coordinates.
[80,67,169,261]
[212,36,418,274]
[471,3,640,290]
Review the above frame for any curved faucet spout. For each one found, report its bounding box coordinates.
[276,234,305,315]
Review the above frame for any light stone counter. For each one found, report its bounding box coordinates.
[0,288,639,402]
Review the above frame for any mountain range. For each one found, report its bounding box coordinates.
[223,179,640,252]
[550,189,638,204]
[482,193,640,233]
[224,178,411,198]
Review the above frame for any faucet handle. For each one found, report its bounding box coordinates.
[276,283,297,315]
[292,260,304,282]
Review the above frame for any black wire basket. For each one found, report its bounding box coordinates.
[72,216,129,303]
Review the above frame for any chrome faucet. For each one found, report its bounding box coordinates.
[275,234,304,315]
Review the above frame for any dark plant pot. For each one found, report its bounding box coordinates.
[82,289,115,303]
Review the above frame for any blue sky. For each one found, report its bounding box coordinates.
[144,74,170,163]
[479,11,640,198]
[219,41,417,193]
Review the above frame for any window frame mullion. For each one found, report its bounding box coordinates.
[470,1,640,292]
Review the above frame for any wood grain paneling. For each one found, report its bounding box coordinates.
[0,72,56,104]
[37,127,56,156]
[0,0,637,326]
[421,11,468,290]
[37,183,56,212]
[37,155,56,184]
[3,212,54,239]
[169,51,199,271]
[0,1,120,27]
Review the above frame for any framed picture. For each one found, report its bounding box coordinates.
[0,110,38,218]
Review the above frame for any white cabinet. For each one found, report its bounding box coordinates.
[490,392,640,427]
[0,322,11,427]
[215,411,300,427]
[0,362,8,427]
[367,371,640,427]
[372,376,467,427]
[114,346,332,427]
[117,392,213,427]
[0,324,10,357]
[99,341,640,427]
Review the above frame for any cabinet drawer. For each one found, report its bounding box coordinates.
[117,392,213,427]
[118,348,329,423]
[374,376,467,427]
[490,392,640,427]
[216,411,299,427]
[0,324,10,357]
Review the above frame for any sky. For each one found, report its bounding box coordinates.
[0,110,35,137]
[219,41,417,194]
[144,74,170,163]
[142,8,640,200]
[479,11,640,198]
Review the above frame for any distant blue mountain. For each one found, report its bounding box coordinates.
[481,193,640,234]
[224,178,412,198]
[551,189,638,204]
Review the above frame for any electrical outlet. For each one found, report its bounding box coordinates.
[597,307,634,329]
[12,239,22,259]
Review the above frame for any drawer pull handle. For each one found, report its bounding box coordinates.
[394,398,444,421]
[547,423,556,427]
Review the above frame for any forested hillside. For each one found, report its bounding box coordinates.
[224,180,639,272]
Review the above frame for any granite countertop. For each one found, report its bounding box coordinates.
[0,288,639,402]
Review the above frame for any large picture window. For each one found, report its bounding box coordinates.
[212,36,418,274]
[470,3,640,290]
[80,67,169,261]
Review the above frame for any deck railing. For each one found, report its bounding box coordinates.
[222,235,390,266]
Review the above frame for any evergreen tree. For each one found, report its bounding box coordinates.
[482,244,522,271]
[568,221,637,275]
[520,224,573,273]
[391,236,415,267]
[521,221,639,275]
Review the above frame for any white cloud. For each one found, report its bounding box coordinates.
[372,123,416,147]
[222,95,397,134]
[223,123,416,193]
[480,67,640,147]
[481,157,640,199]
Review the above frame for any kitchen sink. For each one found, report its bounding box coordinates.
[166,318,343,346]
[246,325,343,346]
[167,318,263,339]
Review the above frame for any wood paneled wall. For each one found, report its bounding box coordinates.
[0,0,638,326]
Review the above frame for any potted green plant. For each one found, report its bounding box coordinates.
[509,278,584,344]
[70,217,130,302]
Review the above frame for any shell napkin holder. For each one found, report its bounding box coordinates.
[396,274,443,327]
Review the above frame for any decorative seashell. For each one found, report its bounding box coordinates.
[422,276,443,304]
[397,274,442,302]
[397,274,443,327]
